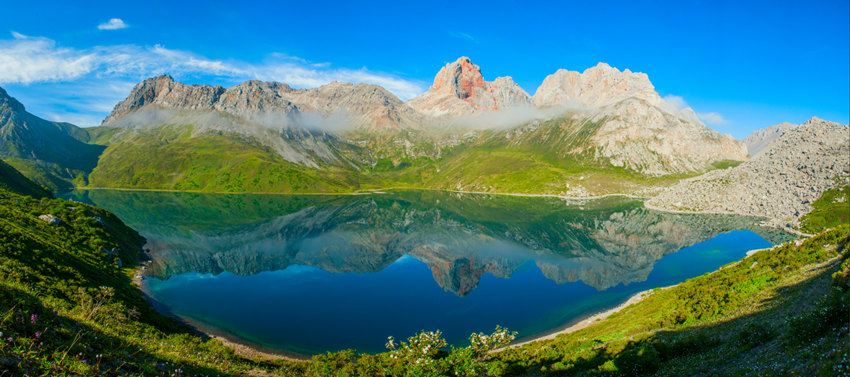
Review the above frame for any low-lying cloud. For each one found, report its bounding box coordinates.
[446,103,585,130]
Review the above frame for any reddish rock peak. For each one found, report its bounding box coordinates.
[430,56,486,100]
[408,57,532,117]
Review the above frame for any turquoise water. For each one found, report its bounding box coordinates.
[67,190,789,355]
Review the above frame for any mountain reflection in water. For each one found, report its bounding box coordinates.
[68,190,790,296]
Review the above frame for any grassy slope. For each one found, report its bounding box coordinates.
[358,117,701,195]
[86,125,359,193]
[800,184,850,234]
[0,167,290,375]
[0,159,51,199]
[82,116,712,195]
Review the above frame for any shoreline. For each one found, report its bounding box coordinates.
[68,186,648,201]
[642,201,811,237]
[508,288,660,349]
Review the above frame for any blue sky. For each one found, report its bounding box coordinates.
[0,0,847,139]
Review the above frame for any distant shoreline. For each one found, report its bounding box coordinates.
[71,185,648,201]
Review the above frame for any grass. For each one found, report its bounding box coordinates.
[800,184,850,234]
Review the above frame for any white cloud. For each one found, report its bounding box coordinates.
[98,18,128,30]
[0,34,426,101]
[0,32,96,83]
[697,112,730,125]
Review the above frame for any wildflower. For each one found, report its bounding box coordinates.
[34,332,41,340]
[30,314,37,324]
[6,337,12,342]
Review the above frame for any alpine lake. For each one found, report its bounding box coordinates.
[65,189,793,356]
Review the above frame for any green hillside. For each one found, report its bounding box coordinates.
[86,125,359,193]
[0,87,105,191]
[83,116,703,196]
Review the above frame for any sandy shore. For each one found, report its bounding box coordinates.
[508,288,659,349]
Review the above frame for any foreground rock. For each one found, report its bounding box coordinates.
[646,117,850,230]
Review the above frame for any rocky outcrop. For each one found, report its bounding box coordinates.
[533,63,665,109]
[588,98,748,175]
[406,57,532,117]
[646,117,850,229]
[742,121,799,156]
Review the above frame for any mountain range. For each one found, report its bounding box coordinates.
[0,57,776,195]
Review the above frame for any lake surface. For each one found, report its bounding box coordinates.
[67,189,792,355]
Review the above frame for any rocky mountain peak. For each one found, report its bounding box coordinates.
[533,62,662,109]
[430,56,485,100]
[407,57,532,117]
[0,86,26,113]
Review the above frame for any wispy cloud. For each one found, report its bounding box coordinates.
[661,94,730,126]
[0,33,427,125]
[449,31,478,43]
[97,18,128,30]
[696,111,729,125]
[0,33,425,100]
[0,32,96,83]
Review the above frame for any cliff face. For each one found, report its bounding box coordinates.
[406,57,532,117]
[647,117,850,229]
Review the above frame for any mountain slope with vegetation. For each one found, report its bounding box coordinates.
[0,159,51,198]
[0,87,105,191]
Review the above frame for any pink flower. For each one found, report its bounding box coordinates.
[30,314,37,324]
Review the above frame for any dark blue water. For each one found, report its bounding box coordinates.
[66,189,789,355]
